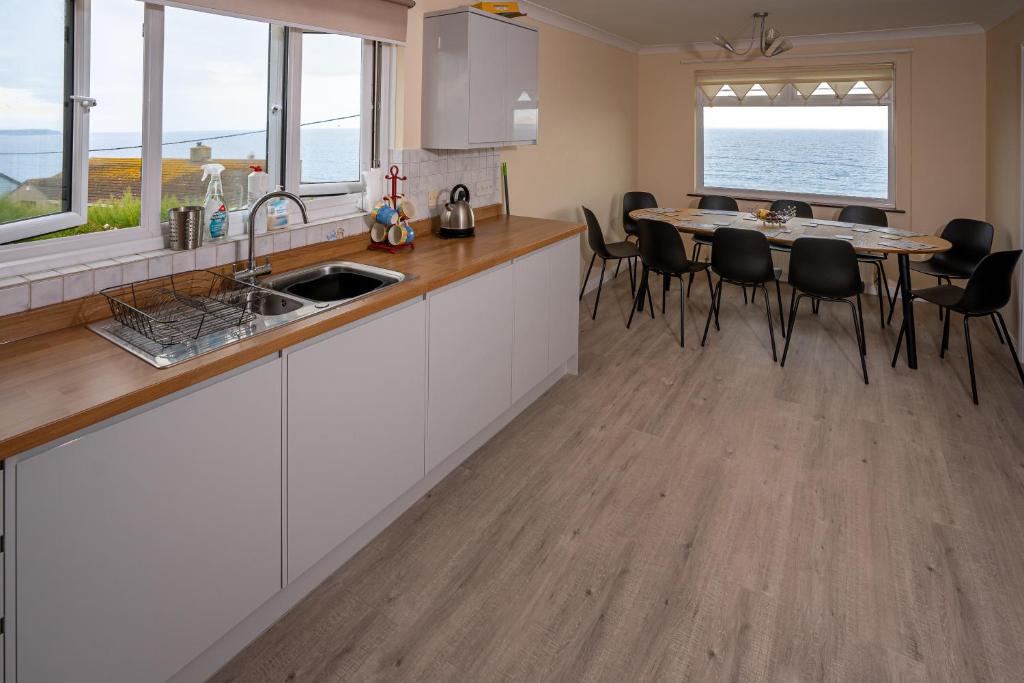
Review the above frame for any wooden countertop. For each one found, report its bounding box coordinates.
[0,213,583,460]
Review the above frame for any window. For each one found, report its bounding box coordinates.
[299,33,363,189]
[0,0,73,237]
[0,1,379,262]
[696,68,895,206]
[162,8,272,219]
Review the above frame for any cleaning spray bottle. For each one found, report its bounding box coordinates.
[201,163,229,241]
[247,165,270,236]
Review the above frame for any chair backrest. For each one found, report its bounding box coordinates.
[698,195,739,212]
[959,250,1022,313]
[623,191,658,237]
[789,237,862,299]
[710,228,775,284]
[637,219,687,272]
[582,206,611,258]
[770,199,814,219]
[837,205,888,228]
[935,218,994,271]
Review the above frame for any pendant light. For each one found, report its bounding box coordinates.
[712,12,793,58]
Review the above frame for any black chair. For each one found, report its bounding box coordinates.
[627,219,714,348]
[781,237,869,384]
[700,228,787,361]
[623,191,658,242]
[688,195,740,298]
[580,206,640,320]
[888,219,998,335]
[770,199,814,219]
[838,205,892,328]
[891,250,1023,405]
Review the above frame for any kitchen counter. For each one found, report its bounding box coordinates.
[0,213,583,460]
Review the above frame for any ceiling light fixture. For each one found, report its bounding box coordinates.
[712,12,793,58]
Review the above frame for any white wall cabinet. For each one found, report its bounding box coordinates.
[15,359,282,683]
[426,264,514,472]
[286,301,427,583]
[422,7,539,149]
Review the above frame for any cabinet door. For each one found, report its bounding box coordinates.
[467,12,509,145]
[427,265,514,472]
[512,248,551,403]
[507,25,539,142]
[16,360,282,683]
[549,236,581,371]
[286,301,427,583]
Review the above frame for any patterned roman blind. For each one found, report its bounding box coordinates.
[696,63,894,105]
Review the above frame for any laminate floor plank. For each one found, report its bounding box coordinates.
[211,275,1024,683]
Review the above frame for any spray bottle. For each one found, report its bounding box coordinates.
[247,165,270,236]
[201,163,229,241]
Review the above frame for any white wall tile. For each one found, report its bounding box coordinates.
[194,245,217,270]
[60,267,95,300]
[94,264,124,292]
[122,258,149,284]
[216,242,237,266]
[290,228,308,249]
[29,274,63,308]
[272,231,291,253]
[0,282,30,317]
[149,254,172,279]
[171,251,195,274]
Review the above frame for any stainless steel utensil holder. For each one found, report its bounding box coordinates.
[168,206,204,250]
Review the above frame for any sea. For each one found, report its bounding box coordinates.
[0,128,360,186]
[703,128,888,199]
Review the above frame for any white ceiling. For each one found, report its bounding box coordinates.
[526,0,1022,48]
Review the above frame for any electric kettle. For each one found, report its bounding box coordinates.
[440,184,475,238]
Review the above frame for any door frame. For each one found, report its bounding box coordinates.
[1018,44,1024,345]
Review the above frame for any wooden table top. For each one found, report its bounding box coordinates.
[630,208,951,255]
[0,212,583,460]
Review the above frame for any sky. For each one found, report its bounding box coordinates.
[704,105,889,130]
[0,0,362,134]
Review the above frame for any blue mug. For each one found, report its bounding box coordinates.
[376,203,400,226]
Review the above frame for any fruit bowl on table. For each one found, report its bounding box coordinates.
[755,207,796,227]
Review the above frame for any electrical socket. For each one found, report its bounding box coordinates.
[427,189,440,206]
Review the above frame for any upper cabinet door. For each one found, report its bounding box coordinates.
[507,25,539,142]
[468,13,510,144]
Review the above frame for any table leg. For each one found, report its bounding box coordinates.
[897,253,918,369]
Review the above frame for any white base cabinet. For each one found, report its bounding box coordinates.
[286,300,427,583]
[426,264,514,472]
[6,235,580,683]
[15,359,282,683]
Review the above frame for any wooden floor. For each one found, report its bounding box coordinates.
[212,273,1024,682]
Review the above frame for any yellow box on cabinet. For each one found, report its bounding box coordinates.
[472,2,525,17]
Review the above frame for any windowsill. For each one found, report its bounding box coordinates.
[688,192,905,214]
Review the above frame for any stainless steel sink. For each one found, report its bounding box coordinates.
[259,262,406,304]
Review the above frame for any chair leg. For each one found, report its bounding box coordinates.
[856,294,867,355]
[687,244,701,297]
[781,291,801,367]
[991,314,1005,345]
[879,264,892,326]
[812,298,819,315]
[937,277,944,321]
[592,259,607,321]
[875,263,886,328]
[646,270,655,319]
[844,299,869,384]
[627,258,636,298]
[995,312,1024,386]
[662,275,668,314]
[963,316,979,405]
[626,266,646,329]
[891,319,906,368]
[742,286,748,305]
[701,279,721,346]
[706,269,720,331]
[774,278,786,338]
[579,253,595,301]
[678,276,685,348]
[614,259,622,279]
[940,309,951,358]
[761,285,778,362]
[886,279,901,326]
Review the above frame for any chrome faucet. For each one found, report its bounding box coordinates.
[234,190,310,281]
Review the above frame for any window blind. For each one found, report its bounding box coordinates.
[143,0,416,43]
[696,63,894,104]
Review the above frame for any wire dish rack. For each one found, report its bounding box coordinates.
[101,270,263,347]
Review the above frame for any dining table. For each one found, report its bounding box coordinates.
[628,207,953,370]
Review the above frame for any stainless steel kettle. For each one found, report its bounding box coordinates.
[440,184,475,238]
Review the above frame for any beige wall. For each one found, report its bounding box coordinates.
[986,8,1024,334]
[637,34,988,287]
[397,2,639,247]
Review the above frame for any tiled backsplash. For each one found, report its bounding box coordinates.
[0,148,504,318]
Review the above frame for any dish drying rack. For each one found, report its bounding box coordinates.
[101,271,263,347]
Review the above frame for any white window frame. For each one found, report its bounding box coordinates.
[1,0,381,270]
[284,30,377,221]
[695,84,897,209]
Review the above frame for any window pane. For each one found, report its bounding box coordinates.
[0,0,69,229]
[87,0,144,233]
[300,34,362,184]
[703,106,890,200]
[162,8,269,218]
